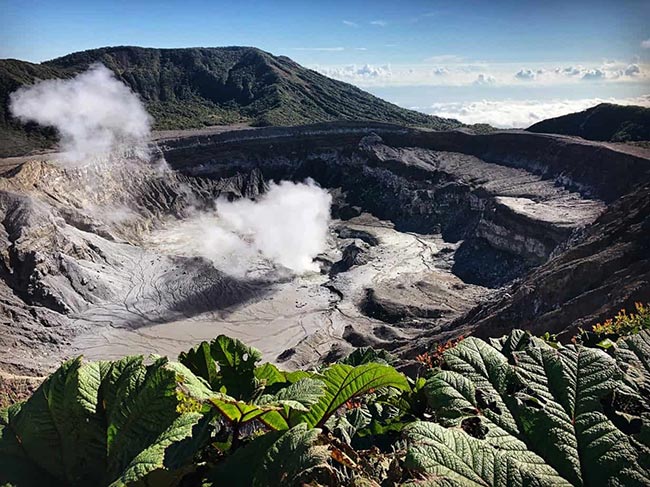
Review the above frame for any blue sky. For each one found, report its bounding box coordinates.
[2,0,649,127]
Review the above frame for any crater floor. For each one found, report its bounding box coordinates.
[70,212,490,368]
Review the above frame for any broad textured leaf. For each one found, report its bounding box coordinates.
[0,358,108,486]
[615,330,650,462]
[616,330,650,395]
[208,396,281,426]
[512,342,636,485]
[257,379,325,429]
[210,334,261,370]
[417,331,650,486]
[203,424,329,486]
[327,406,373,444]
[341,347,395,366]
[178,341,219,389]
[405,422,568,486]
[0,356,212,487]
[426,337,520,440]
[488,329,530,356]
[214,378,326,431]
[255,363,287,387]
[261,378,326,410]
[294,363,409,428]
[110,412,204,487]
[0,402,65,487]
[179,335,262,399]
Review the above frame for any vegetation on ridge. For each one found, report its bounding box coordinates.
[527,103,650,142]
[2,305,650,486]
[0,46,464,157]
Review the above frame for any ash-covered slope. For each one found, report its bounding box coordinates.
[527,103,650,142]
[0,46,464,156]
[464,179,650,341]
[161,122,650,338]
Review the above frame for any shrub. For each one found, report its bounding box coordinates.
[1,330,649,486]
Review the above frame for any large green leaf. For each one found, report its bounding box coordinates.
[178,335,262,399]
[616,329,650,396]
[0,355,213,487]
[258,378,327,430]
[177,341,219,389]
[615,330,650,472]
[209,396,281,426]
[202,424,330,486]
[294,363,409,428]
[210,378,326,431]
[0,358,108,486]
[340,347,396,366]
[424,338,520,442]
[259,377,326,411]
[254,363,287,387]
[512,341,637,485]
[412,332,650,486]
[405,422,568,486]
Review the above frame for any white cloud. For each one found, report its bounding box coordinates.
[342,20,359,27]
[553,63,642,81]
[354,47,368,51]
[423,54,464,63]
[425,96,650,129]
[559,66,583,76]
[641,39,650,48]
[370,20,387,26]
[581,68,606,81]
[515,68,537,81]
[312,61,648,87]
[316,64,392,82]
[473,73,496,85]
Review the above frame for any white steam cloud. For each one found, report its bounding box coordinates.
[9,64,151,162]
[152,180,332,276]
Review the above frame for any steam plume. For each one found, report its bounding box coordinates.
[9,64,151,162]
[153,180,332,275]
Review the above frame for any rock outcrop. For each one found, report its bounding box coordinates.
[465,180,650,341]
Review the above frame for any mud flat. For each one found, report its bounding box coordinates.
[70,212,486,368]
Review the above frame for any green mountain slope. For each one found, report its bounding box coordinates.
[0,46,464,156]
[0,59,65,156]
[527,102,650,142]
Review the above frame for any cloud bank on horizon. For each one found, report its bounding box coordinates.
[311,58,649,127]
[422,96,650,129]
[312,60,648,87]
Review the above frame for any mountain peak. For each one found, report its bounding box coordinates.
[1,45,464,157]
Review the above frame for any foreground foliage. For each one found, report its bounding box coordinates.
[2,326,650,486]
